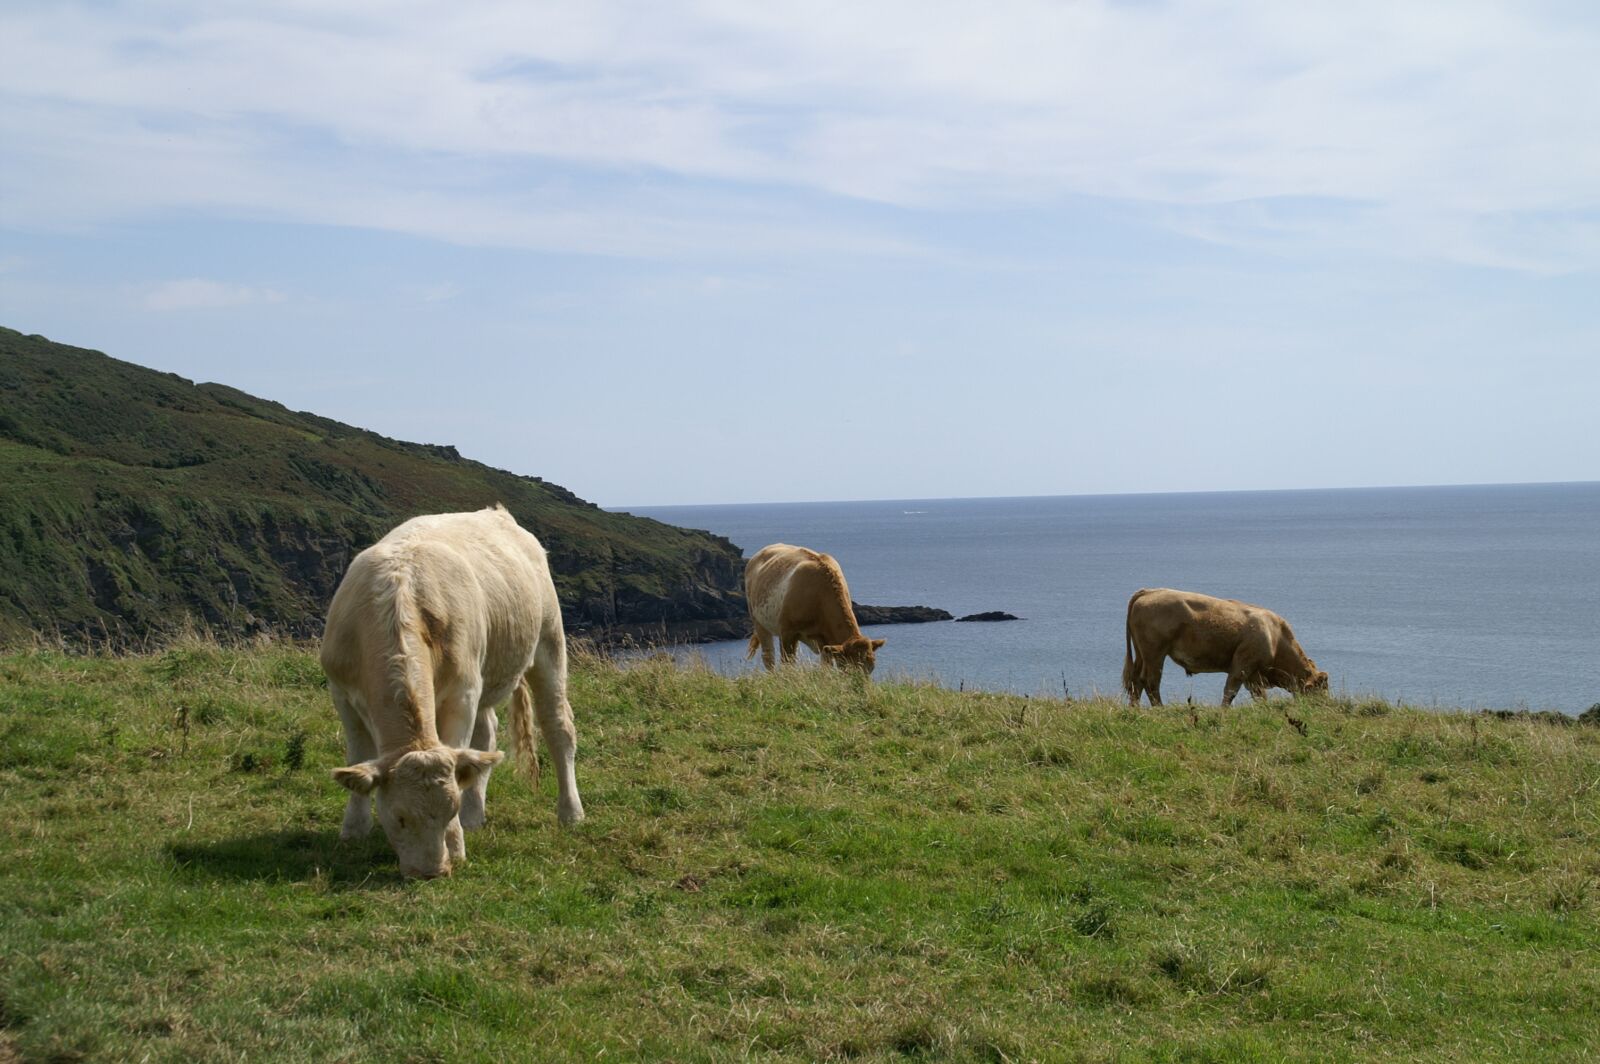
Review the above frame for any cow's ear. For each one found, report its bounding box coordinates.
[870,639,886,650]
[454,748,505,786]
[822,644,844,655]
[332,760,384,795]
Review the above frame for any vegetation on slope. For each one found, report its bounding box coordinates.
[0,327,745,646]
[2,645,1597,1061]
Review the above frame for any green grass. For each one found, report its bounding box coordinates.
[2,644,1598,1061]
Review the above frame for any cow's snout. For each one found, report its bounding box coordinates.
[403,862,452,880]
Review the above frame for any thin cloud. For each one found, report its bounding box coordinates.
[415,282,463,304]
[142,279,287,311]
[0,100,924,262]
[2,2,1598,268]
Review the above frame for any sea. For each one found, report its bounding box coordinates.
[623,483,1599,713]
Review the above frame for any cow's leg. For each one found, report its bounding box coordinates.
[445,819,466,865]
[458,704,498,832]
[529,639,585,826]
[1222,674,1243,706]
[1223,663,1267,706]
[1143,657,1165,707]
[1225,645,1267,707]
[332,684,377,840]
[754,623,777,671]
[435,676,483,855]
[779,634,800,666]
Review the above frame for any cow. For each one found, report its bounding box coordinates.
[1122,587,1329,707]
[744,543,885,674]
[319,506,584,878]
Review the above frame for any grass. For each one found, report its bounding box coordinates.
[1,642,1598,1061]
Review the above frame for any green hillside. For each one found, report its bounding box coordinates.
[0,327,745,646]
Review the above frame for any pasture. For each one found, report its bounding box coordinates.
[1,643,1597,1061]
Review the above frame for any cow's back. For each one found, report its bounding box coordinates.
[1129,588,1257,672]
[747,543,853,635]
[322,507,559,697]
[745,544,809,635]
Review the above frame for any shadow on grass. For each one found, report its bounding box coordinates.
[166,828,402,887]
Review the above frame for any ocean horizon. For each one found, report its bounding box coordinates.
[621,478,1598,512]
[625,481,1599,713]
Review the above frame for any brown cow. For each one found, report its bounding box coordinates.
[744,543,885,674]
[1122,587,1328,707]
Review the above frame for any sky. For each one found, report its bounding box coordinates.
[2,1,1597,507]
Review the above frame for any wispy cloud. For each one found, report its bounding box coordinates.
[141,279,286,311]
[2,1,1598,268]
[414,282,463,304]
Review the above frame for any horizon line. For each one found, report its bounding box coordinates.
[609,478,1600,512]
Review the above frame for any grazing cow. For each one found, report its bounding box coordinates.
[744,543,885,674]
[1122,587,1329,707]
[320,506,584,878]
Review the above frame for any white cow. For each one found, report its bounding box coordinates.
[320,506,584,878]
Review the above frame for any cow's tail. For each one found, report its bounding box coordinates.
[508,677,540,788]
[385,564,439,742]
[745,631,761,660]
[1122,589,1145,702]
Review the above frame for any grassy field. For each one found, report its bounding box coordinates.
[1,644,1598,1062]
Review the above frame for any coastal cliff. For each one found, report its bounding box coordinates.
[0,327,749,647]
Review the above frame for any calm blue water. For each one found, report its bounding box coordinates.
[624,484,1599,712]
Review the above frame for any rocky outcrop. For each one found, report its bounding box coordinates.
[956,611,1020,622]
[581,618,751,649]
[583,602,955,649]
[851,603,954,625]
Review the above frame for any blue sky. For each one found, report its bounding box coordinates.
[2,1,1596,506]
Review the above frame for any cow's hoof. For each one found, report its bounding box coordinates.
[557,802,586,827]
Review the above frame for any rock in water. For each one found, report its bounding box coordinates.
[851,603,954,625]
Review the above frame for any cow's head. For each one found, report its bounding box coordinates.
[333,746,504,878]
[1276,663,1329,695]
[821,636,886,675]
